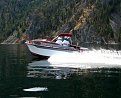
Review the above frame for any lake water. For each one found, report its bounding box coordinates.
[0,44,121,98]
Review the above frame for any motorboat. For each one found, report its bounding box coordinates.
[25,33,86,59]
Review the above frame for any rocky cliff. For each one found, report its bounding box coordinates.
[0,0,121,44]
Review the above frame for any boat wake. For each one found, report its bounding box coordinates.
[48,49,121,69]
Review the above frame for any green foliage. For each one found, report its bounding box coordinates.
[0,0,81,41]
[0,0,121,42]
[92,0,121,41]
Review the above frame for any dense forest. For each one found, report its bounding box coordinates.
[0,0,121,44]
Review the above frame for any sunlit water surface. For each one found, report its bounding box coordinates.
[0,44,121,98]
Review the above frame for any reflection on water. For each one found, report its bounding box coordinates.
[0,44,28,80]
[23,87,48,92]
[0,44,121,98]
[27,60,121,79]
[27,60,79,79]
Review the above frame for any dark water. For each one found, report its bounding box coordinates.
[0,44,121,98]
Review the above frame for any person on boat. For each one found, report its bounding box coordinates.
[55,37,63,45]
[62,36,70,47]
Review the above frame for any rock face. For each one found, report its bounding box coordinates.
[1,34,18,44]
[58,0,121,44]
[109,13,121,42]
[1,0,121,44]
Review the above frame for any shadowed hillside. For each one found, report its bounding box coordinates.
[0,0,121,44]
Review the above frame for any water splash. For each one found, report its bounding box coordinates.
[48,49,121,69]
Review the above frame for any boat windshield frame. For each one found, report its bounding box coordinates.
[51,33,72,42]
[57,33,72,37]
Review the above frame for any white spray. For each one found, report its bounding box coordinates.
[48,49,121,69]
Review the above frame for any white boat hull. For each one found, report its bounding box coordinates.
[26,44,77,57]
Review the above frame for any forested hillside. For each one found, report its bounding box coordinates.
[0,0,121,44]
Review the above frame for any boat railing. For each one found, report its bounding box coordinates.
[32,40,80,51]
